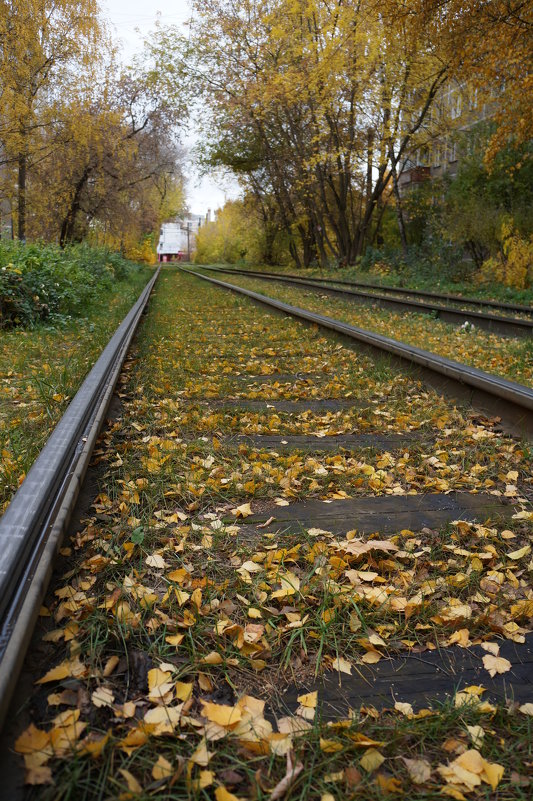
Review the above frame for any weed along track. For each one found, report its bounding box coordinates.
[2,267,533,799]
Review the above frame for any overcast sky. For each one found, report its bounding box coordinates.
[102,0,240,216]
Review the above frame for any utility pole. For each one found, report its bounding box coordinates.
[186,222,191,261]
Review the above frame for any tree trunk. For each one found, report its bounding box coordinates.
[390,160,408,255]
[17,151,26,241]
[59,166,91,247]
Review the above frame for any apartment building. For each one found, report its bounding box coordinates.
[398,81,494,195]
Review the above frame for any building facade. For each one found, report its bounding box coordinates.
[157,211,212,262]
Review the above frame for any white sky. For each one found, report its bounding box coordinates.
[102,0,240,216]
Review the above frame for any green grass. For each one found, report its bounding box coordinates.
[0,261,151,509]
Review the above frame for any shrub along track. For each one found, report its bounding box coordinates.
[3,267,533,799]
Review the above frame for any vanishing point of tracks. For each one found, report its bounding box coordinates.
[1,265,533,732]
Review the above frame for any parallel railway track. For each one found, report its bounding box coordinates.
[182,267,533,434]
[200,265,533,338]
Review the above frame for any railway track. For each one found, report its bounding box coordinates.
[182,267,533,436]
[0,268,159,726]
[200,265,533,338]
[2,267,533,795]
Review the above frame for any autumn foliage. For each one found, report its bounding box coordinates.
[187,0,532,270]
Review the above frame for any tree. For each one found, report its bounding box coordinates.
[0,0,103,240]
[187,0,454,267]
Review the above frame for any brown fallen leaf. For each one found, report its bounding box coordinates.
[270,751,304,800]
[257,516,276,528]
[402,757,432,784]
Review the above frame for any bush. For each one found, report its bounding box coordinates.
[359,242,470,284]
[479,218,533,289]
[0,241,138,328]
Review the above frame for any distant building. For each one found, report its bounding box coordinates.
[157,211,212,262]
[398,81,494,196]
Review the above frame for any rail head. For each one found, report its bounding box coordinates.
[200,265,533,317]
[0,267,160,725]
[181,266,533,417]
[198,265,533,334]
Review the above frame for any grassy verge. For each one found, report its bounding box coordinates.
[204,271,533,387]
[0,259,151,510]
[15,270,533,799]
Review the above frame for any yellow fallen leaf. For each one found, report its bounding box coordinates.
[466,725,484,748]
[91,686,115,708]
[269,732,293,756]
[77,731,110,758]
[165,633,185,646]
[118,727,149,754]
[297,691,317,708]
[196,770,214,789]
[518,703,533,715]
[215,787,241,801]
[144,705,182,734]
[175,681,193,701]
[481,760,504,790]
[360,748,385,772]
[507,545,531,560]
[119,768,142,793]
[332,656,352,675]
[232,503,252,518]
[394,701,414,717]
[438,749,504,793]
[103,655,120,677]
[440,788,467,800]
[482,654,512,677]
[320,738,343,753]
[361,651,381,664]
[148,667,172,695]
[348,733,385,747]
[480,642,499,656]
[36,663,70,684]
[15,724,51,762]
[271,571,300,599]
[190,737,212,766]
[376,774,403,793]
[201,701,242,727]
[201,651,224,665]
[145,553,167,569]
[152,755,173,780]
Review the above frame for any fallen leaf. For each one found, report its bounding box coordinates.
[152,755,173,780]
[270,751,304,800]
[232,503,253,518]
[119,768,142,793]
[402,757,431,784]
[482,654,511,677]
[360,748,385,772]
[202,702,242,728]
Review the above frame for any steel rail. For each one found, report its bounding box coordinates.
[181,267,533,436]
[197,266,533,338]
[200,264,533,318]
[0,267,160,726]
